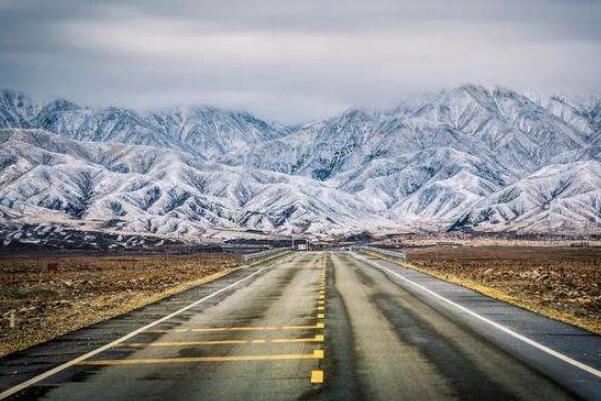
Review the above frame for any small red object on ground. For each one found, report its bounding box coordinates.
[47,262,59,272]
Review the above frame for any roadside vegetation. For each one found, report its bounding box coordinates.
[402,246,601,334]
[0,253,241,357]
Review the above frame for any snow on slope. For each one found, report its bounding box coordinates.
[0,129,398,239]
[220,85,601,234]
[35,99,180,150]
[234,85,594,178]
[0,85,600,238]
[453,161,601,233]
[0,90,38,128]
[150,106,286,159]
[0,90,290,159]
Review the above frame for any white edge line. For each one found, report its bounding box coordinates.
[0,262,276,400]
[350,252,601,380]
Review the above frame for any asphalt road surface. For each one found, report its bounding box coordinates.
[1,251,600,401]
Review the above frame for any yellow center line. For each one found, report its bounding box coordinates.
[78,350,325,366]
[311,255,327,386]
[311,369,324,384]
[146,323,324,334]
[116,335,325,348]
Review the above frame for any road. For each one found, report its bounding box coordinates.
[1,251,600,400]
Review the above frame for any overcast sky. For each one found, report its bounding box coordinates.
[1,0,600,123]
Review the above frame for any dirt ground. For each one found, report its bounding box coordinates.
[402,246,601,334]
[0,253,241,357]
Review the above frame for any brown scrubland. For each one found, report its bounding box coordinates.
[0,253,241,357]
[403,246,601,334]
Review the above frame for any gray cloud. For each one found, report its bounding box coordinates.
[1,0,600,123]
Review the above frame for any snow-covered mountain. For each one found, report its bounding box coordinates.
[232,85,597,177]
[0,90,38,128]
[452,161,601,233]
[1,90,291,159]
[0,128,397,240]
[0,85,600,241]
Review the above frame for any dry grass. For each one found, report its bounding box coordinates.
[395,246,601,334]
[0,253,241,357]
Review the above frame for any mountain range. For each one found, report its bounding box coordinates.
[0,85,599,242]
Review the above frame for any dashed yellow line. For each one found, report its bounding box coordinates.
[77,350,325,366]
[115,335,325,348]
[312,254,327,386]
[311,369,324,384]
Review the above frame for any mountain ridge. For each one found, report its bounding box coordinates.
[0,86,599,241]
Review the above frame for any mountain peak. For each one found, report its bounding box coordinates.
[40,98,82,113]
[1,88,31,101]
[0,89,38,128]
[454,83,491,96]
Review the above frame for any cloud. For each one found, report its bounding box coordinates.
[1,0,600,123]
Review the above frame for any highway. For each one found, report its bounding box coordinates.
[1,251,600,400]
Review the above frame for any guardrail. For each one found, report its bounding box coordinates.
[361,246,406,262]
[242,248,291,264]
